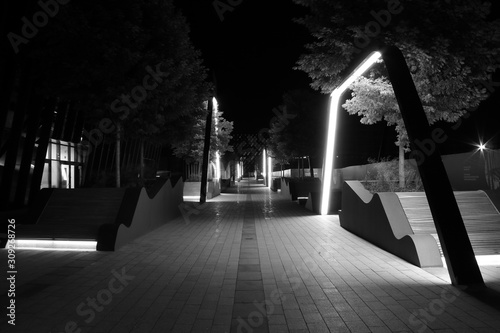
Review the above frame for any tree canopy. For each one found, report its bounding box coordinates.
[293,0,500,148]
[173,108,234,164]
[22,0,212,145]
[268,89,326,163]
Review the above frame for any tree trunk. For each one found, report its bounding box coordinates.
[200,99,213,203]
[115,124,121,188]
[399,144,405,189]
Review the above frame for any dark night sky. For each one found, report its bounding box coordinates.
[174,0,315,133]
[175,0,500,165]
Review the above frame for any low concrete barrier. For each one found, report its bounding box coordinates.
[280,178,292,200]
[183,180,220,199]
[207,179,221,199]
[102,178,184,250]
[339,181,442,268]
[271,178,281,192]
[305,190,342,214]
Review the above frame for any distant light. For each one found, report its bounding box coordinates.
[321,51,382,215]
[14,240,97,251]
[478,143,486,151]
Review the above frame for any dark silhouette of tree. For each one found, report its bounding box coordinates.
[20,0,212,185]
[268,90,326,174]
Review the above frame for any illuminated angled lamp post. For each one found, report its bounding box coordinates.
[321,51,382,215]
[321,45,483,286]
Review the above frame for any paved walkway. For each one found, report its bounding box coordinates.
[1,179,500,332]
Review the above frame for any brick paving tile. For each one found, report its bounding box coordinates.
[269,325,289,333]
[368,327,392,333]
[268,314,287,326]
[286,317,308,330]
[210,325,230,333]
[306,322,330,332]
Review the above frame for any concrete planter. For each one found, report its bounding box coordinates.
[305,190,342,214]
[183,180,220,199]
[287,178,321,200]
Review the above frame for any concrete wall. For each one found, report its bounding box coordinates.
[277,150,499,191]
[338,151,499,191]
[183,182,201,196]
[280,178,291,200]
[114,178,184,250]
[339,181,442,268]
[183,181,220,199]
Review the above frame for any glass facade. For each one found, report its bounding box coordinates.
[41,139,87,189]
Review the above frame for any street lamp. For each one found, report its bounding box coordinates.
[321,51,382,215]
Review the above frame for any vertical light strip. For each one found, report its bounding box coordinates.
[268,156,272,188]
[213,97,220,180]
[215,152,220,179]
[321,52,382,215]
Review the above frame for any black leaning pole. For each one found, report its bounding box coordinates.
[381,45,483,286]
[200,98,214,204]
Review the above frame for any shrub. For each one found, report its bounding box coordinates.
[363,157,423,193]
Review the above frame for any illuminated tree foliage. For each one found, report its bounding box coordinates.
[173,110,234,164]
[293,0,500,187]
